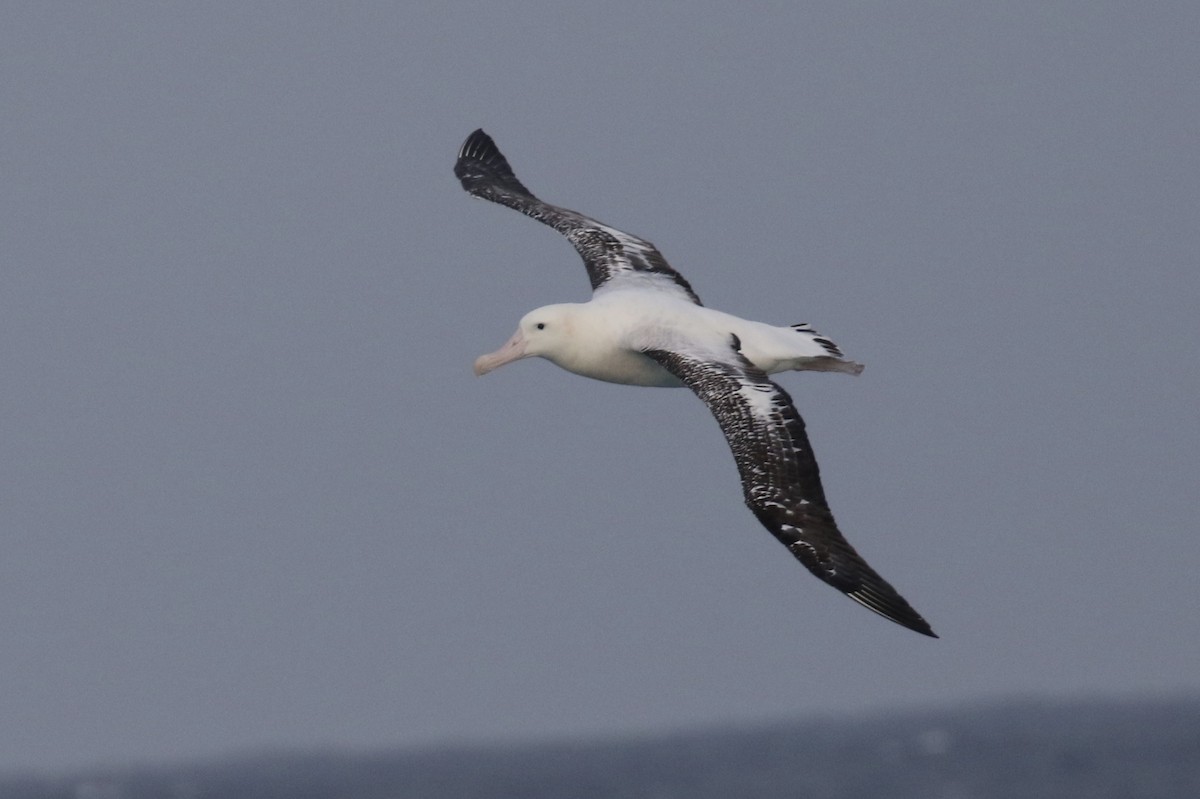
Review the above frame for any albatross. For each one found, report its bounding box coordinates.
[455,129,936,638]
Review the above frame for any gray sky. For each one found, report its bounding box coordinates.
[2,1,1197,773]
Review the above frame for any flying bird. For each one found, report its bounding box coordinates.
[454,129,936,637]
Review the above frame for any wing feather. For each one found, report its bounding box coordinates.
[642,341,937,637]
[454,129,702,304]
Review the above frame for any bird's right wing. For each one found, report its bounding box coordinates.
[641,337,937,637]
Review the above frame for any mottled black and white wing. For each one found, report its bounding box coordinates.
[642,339,937,637]
[454,129,702,305]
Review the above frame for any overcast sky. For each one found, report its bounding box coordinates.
[2,1,1197,773]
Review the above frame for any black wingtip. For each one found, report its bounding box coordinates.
[846,586,938,638]
[903,615,938,638]
[454,129,532,198]
[456,128,494,161]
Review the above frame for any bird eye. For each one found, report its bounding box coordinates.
[535,322,546,330]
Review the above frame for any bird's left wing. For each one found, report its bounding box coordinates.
[454,129,702,304]
[641,338,937,637]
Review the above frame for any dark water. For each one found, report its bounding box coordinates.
[5,697,1199,799]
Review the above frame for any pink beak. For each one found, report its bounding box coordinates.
[474,327,529,376]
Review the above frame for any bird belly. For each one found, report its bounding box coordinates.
[553,348,684,387]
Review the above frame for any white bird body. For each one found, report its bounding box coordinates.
[486,291,864,388]
[455,129,935,638]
